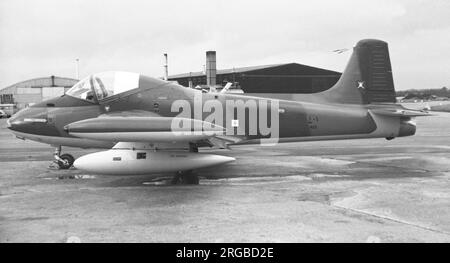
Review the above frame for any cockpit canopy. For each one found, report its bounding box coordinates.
[66,71,140,103]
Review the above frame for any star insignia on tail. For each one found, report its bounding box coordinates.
[357,81,365,90]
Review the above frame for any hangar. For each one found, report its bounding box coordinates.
[1,52,342,111]
[0,76,78,110]
[168,62,342,94]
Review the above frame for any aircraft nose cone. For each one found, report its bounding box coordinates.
[6,117,12,128]
[6,107,58,137]
[6,111,25,131]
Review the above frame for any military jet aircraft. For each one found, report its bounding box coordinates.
[7,39,428,184]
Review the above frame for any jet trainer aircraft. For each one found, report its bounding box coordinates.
[7,39,428,184]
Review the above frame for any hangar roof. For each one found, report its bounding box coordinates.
[168,63,287,79]
[0,76,79,92]
[168,63,340,79]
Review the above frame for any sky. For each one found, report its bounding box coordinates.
[0,0,449,90]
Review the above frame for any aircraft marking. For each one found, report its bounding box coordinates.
[358,81,366,90]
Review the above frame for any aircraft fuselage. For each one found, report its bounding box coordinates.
[8,80,412,148]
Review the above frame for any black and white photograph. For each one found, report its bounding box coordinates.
[0,0,449,247]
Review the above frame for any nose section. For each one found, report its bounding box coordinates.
[6,109,22,129]
[6,116,13,128]
[6,109,28,128]
[7,107,53,135]
[7,108,29,131]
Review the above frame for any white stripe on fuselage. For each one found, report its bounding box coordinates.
[24,118,47,123]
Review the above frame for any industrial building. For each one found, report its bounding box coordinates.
[168,51,342,94]
[0,76,78,110]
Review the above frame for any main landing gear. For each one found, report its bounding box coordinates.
[53,146,75,170]
[170,144,200,185]
[171,170,200,185]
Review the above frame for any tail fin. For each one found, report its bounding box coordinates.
[322,39,397,104]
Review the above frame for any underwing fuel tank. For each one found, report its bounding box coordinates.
[73,150,235,175]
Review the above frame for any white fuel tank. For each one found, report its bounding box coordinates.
[73,150,235,175]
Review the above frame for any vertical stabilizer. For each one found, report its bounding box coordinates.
[321,39,397,104]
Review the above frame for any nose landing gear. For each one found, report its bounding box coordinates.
[53,146,75,169]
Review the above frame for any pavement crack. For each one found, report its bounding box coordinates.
[332,204,450,237]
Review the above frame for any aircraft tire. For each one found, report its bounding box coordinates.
[171,171,199,185]
[171,174,181,185]
[58,154,75,170]
[181,171,199,185]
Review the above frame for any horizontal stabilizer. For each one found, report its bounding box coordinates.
[370,108,431,117]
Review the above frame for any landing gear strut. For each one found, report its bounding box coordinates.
[53,146,74,170]
[171,170,200,185]
[169,144,200,185]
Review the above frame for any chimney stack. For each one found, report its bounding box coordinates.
[206,51,216,87]
[75,58,79,79]
[163,53,168,81]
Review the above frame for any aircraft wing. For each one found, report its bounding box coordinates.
[65,113,238,175]
[64,116,226,143]
[201,135,244,149]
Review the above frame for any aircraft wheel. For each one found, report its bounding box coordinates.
[172,171,199,185]
[58,154,75,170]
[171,174,182,185]
[181,171,199,185]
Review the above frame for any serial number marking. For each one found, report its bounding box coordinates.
[307,115,319,130]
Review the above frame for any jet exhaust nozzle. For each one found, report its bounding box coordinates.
[398,118,416,137]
